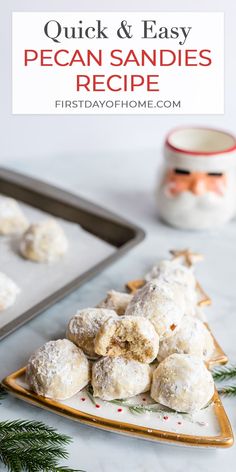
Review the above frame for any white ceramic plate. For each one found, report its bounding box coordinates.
[2,367,234,448]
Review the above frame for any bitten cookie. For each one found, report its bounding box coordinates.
[26,339,90,400]
[95,316,159,363]
[20,219,68,263]
[97,290,133,315]
[66,307,118,358]
[92,356,152,400]
[157,314,214,362]
[0,272,20,311]
[151,353,214,413]
[0,195,28,235]
[125,279,185,340]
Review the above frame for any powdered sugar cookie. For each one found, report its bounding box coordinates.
[20,219,68,263]
[158,314,214,362]
[151,353,214,413]
[97,290,133,315]
[125,279,185,340]
[92,356,152,400]
[145,259,197,316]
[66,307,118,358]
[0,272,20,311]
[0,195,28,235]
[95,316,159,363]
[26,339,90,400]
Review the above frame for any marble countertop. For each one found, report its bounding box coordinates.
[1,151,236,472]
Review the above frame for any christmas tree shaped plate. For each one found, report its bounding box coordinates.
[2,255,232,448]
[2,368,234,448]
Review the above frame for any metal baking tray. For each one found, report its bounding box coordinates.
[0,167,145,340]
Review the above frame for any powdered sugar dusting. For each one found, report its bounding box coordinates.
[26,339,90,400]
[97,290,133,315]
[20,219,68,263]
[67,307,118,357]
[0,272,20,311]
[0,195,28,234]
[125,279,185,340]
[151,353,214,413]
[145,259,197,316]
[158,314,215,362]
[92,356,152,400]
[94,315,159,363]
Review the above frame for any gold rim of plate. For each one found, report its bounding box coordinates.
[126,279,228,367]
[2,368,234,448]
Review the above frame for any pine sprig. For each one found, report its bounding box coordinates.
[217,385,236,397]
[0,385,84,470]
[109,398,212,415]
[0,420,83,472]
[86,384,215,426]
[86,385,207,417]
[212,365,236,382]
[86,385,97,406]
[109,398,175,415]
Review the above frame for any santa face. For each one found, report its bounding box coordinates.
[157,168,236,229]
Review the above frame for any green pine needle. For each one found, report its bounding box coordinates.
[86,385,194,416]
[212,365,236,382]
[86,385,97,406]
[217,384,236,397]
[0,386,84,470]
[108,398,210,416]
[0,420,83,472]
[109,398,174,415]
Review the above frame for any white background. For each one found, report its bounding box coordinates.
[0,0,235,167]
[12,11,224,114]
[1,1,236,472]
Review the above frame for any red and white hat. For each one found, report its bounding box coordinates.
[165,127,236,172]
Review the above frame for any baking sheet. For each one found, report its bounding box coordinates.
[0,201,115,331]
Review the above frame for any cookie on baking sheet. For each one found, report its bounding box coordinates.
[66,307,118,358]
[125,279,185,340]
[0,195,28,235]
[26,339,90,400]
[92,356,152,401]
[20,219,68,263]
[95,315,159,363]
[0,272,20,311]
[151,353,214,413]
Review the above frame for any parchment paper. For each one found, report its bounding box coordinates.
[0,201,115,330]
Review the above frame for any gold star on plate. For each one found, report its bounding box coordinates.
[169,249,204,267]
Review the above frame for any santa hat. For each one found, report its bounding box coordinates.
[165,127,236,172]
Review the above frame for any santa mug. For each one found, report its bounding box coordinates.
[157,127,236,230]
